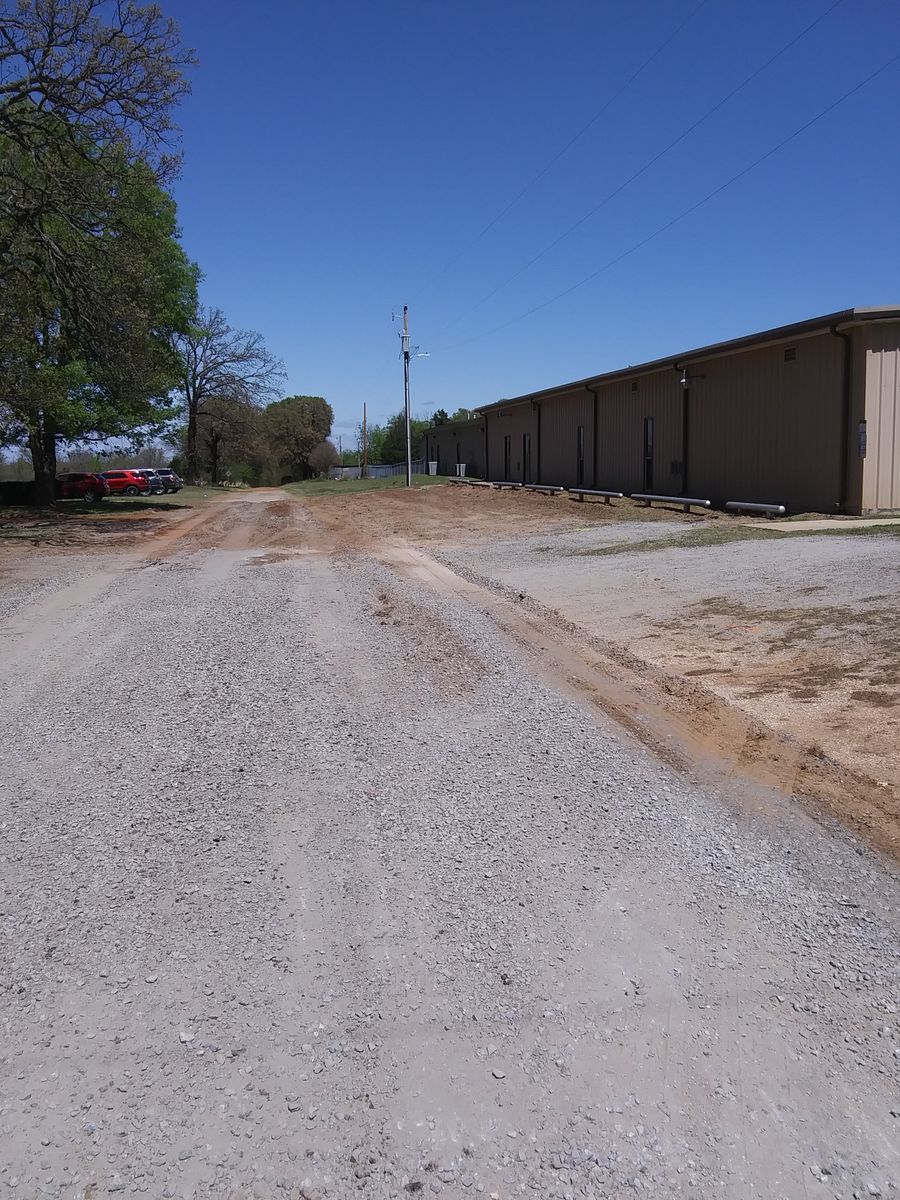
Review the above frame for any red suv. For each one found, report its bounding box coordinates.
[99,470,152,496]
[55,472,110,503]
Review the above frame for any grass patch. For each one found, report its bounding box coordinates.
[814,523,900,541]
[283,474,450,497]
[577,522,788,557]
[0,485,218,520]
[0,485,221,543]
[784,510,900,522]
[576,518,900,558]
[102,485,222,510]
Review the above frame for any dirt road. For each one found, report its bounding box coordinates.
[1,491,898,1200]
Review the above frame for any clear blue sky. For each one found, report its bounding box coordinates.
[168,0,900,439]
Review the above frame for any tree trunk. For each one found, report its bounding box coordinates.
[208,430,220,485]
[185,400,198,485]
[27,412,58,505]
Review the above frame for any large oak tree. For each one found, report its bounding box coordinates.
[0,118,198,500]
[0,0,198,497]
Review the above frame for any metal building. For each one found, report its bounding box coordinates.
[423,418,487,479]
[476,307,900,514]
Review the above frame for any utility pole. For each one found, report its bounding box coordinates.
[401,304,412,488]
[393,305,428,487]
[362,401,368,478]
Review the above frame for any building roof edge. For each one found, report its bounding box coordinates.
[480,306,900,412]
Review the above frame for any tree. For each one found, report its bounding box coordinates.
[0,0,194,155]
[276,395,332,442]
[0,127,198,501]
[170,307,285,484]
[450,407,475,422]
[365,422,386,465]
[378,411,429,464]
[196,394,262,485]
[0,1,195,314]
[307,440,340,477]
[431,408,449,426]
[261,395,334,481]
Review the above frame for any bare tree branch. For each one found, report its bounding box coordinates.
[0,0,196,160]
[170,307,286,484]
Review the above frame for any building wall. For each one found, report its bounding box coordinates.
[861,322,900,511]
[684,331,846,511]
[594,370,683,495]
[537,388,595,488]
[482,318,900,513]
[486,405,538,482]
[425,422,486,478]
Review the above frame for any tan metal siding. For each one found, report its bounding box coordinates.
[425,423,485,477]
[594,370,682,494]
[861,323,900,511]
[687,333,844,510]
[538,388,594,487]
[486,406,538,481]
[483,316,900,512]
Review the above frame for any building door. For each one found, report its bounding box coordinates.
[522,432,532,483]
[576,425,585,487]
[643,417,654,491]
[503,434,511,480]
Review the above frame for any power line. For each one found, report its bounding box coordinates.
[430,0,847,339]
[408,0,711,303]
[432,51,900,355]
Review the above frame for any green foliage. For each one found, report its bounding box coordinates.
[267,396,333,442]
[431,408,449,426]
[169,392,339,485]
[169,306,285,483]
[197,395,262,485]
[260,395,334,482]
[307,441,340,476]
[376,411,430,464]
[365,423,387,464]
[0,110,198,499]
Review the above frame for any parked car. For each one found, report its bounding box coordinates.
[132,468,167,495]
[99,469,152,496]
[155,468,183,493]
[54,472,110,503]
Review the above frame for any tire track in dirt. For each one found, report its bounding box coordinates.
[371,539,900,864]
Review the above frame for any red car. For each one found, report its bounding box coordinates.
[55,472,110,503]
[99,470,152,496]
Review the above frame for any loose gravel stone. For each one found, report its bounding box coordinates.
[0,492,897,1199]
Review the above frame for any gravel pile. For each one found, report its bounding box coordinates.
[0,502,897,1199]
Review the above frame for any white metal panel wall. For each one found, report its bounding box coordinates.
[862,323,900,511]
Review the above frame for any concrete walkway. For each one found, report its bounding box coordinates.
[762,516,900,532]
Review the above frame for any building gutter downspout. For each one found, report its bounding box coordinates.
[831,325,853,512]
[586,384,600,488]
[674,364,690,495]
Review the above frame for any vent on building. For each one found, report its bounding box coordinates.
[631,380,638,392]
[784,346,797,362]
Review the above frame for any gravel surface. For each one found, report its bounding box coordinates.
[440,523,900,787]
[1,494,898,1200]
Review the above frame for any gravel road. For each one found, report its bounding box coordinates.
[1,492,898,1200]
